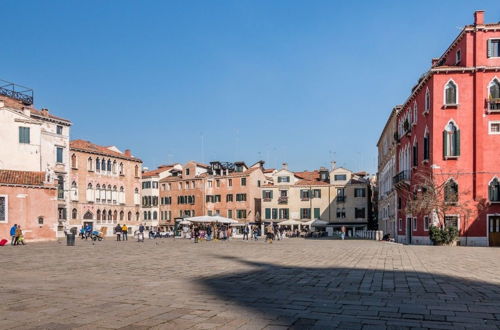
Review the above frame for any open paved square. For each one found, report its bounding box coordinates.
[1,238,500,329]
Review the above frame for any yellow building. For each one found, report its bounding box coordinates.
[261,163,371,235]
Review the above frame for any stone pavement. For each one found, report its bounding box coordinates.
[0,238,499,330]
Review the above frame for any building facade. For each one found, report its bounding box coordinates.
[68,140,142,234]
[0,90,72,237]
[377,106,401,239]
[392,11,500,246]
[158,161,267,226]
[261,163,371,235]
[0,170,59,242]
[141,163,182,228]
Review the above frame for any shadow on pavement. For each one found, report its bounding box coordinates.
[196,256,500,329]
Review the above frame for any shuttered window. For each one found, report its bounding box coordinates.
[0,196,6,222]
[19,127,30,144]
[488,39,500,58]
[489,178,500,202]
[443,123,460,158]
[265,208,271,219]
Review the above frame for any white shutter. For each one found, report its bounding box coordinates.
[488,40,493,58]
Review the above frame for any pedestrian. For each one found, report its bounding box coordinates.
[115,224,122,241]
[84,224,92,240]
[253,226,259,241]
[341,226,346,240]
[121,224,128,241]
[9,224,17,245]
[138,223,145,242]
[15,225,25,245]
[266,224,274,244]
[79,226,85,239]
[206,224,212,241]
[242,225,249,240]
[194,225,200,243]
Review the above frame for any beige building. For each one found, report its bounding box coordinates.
[376,106,401,239]
[68,140,142,234]
[261,163,371,235]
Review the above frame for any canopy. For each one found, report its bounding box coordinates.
[185,215,238,224]
[278,219,303,226]
[178,220,191,225]
[303,219,329,227]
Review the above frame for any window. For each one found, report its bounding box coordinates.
[455,49,461,64]
[487,39,500,58]
[56,147,63,163]
[423,132,430,160]
[71,208,78,220]
[444,179,458,204]
[424,88,431,113]
[398,218,402,231]
[489,121,500,134]
[444,80,458,105]
[236,210,247,219]
[265,208,271,219]
[0,196,7,222]
[313,208,320,219]
[135,165,139,177]
[424,216,430,231]
[300,189,310,200]
[277,176,290,183]
[236,193,247,202]
[444,215,459,228]
[262,190,273,200]
[56,125,63,135]
[412,142,418,167]
[272,208,278,219]
[354,188,366,198]
[489,79,500,111]
[58,207,67,220]
[228,179,232,187]
[279,208,289,219]
[443,122,460,158]
[216,179,220,187]
[214,195,221,203]
[226,194,233,202]
[300,208,311,219]
[87,157,93,171]
[57,175,64,199]
[19,127,30,144]
[71,154,77,168]
[489,178,500,202]
[128,211,132,221]
[413,217,417,231]
[241,178,247,186]
[355,208,365,219]
[334,174,347,181]
[413,102,417,125]
[185,168,190,176]
[312,189,321,198]
[96,158,101,171]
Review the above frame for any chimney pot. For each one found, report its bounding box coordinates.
[124,149,131,157]
[282,162,288,170]
[331,161,337,170]
[474,10,485,25]
[41,108,49,116]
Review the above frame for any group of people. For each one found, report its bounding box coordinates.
[9,224,25,245]
[113,224,129,241]
[190,224,231,242]
[79,224,93,240]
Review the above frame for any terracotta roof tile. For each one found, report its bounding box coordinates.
[142,166,174,178]
[70,140,142,162]
[0,170,48,186]
[29,108,71,124]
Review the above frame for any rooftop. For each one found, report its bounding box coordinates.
[70,140,142,162]
[0,170,49,187]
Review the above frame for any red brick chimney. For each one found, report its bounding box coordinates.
[41,108,49,116]
[474,10,485,25]
[124,149,131,157]
[431,58,440,66]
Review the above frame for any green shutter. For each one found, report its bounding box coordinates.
[314,208,320,219]
[456,129,460,156]
[443,131,448,158]
[270,190,273,199]
[265,208,271,219]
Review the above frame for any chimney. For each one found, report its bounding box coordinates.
[431,58,440,66]
[22,107,31,117]
[41,108,49,116]
[331,161,337,170]
[124,149,131,157]
[474,10,485,25]
[282,162,288,170]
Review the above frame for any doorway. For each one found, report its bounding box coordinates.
[406,217,412,244]
[488,215,500,247]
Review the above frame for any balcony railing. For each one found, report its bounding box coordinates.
[393,170,410,185]
[263,198,272,202]
[278,196,288,204]
[336,195,346,203]
[487,98,500,112]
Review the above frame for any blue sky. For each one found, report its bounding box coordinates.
[3,1,500,173]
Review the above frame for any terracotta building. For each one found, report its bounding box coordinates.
[391,11,500,246]
[158,161,267,226]
[0,170,59,242]
[68,140,142,234]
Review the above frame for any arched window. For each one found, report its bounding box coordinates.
[144,211,148,220]
[96,184,101,202]
[97,209,101,220]
[119,162,124,175]
[101,159,106,172]
[83,211,93,220]
[119,211,124,221]
[445,80,458,105]
[102,209,107,221]
[113,210,118,221]
[413,102,417,124]
[412,138,418,167]
[112,160,117,174]
[489,178,500,202]
[88,157,93,171]
[108,210,113,222]
[488,78,500,111]
[153,211,158,220]
[107,185,112,202]
[136,212,140,221]
[71,154,77,168]
[135,165,139,177]
[443,122,460,158]
[96,157,100,171]
[148,211,152,220]
[72,208,77,219]
[444,179,458,204]
[71,181,78,201]
[423,128,430,161]
[107,159,112,172]
[128,211,132,221]
[425,88,431,113]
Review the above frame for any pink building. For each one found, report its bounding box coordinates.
[393,11,500,246]
[0,170,59,242]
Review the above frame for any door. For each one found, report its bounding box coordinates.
[489,216,500,247]
[406,217,412,244]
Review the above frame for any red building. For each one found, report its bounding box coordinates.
[393,11,500,246]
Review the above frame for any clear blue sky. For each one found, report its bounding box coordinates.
[3,1,500,173]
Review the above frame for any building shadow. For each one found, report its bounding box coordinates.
[195,256,500,329]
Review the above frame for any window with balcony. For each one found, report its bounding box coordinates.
[487,78,500,111]
[489,178,500,202]
[262,190,273,201]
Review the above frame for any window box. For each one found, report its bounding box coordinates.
[278,196,288,204]
[487,98,500,112]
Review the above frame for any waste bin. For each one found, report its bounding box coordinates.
[66,233,75,246]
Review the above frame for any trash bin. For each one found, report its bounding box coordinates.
[66,233,76,246]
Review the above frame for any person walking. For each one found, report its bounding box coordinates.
[194,225,200,243]
[15,225,25,245]
[84,224,92,240]
[242,225,249,240]
[137,223,145,242]
[340,226,346,240]
[206,225,212,241]
[10,224,17,245]
[115,224,122,241]
[253,226,259,241]
[121,224,128,241]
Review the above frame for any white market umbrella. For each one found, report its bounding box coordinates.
[278,219,302,226]
[185,215,238,224]
[303,219,329,227]
[178,220,191,225]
